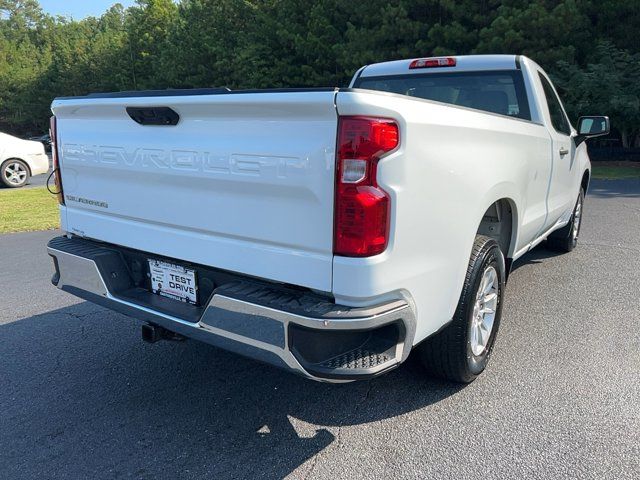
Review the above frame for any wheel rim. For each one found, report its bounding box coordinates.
[572,196,582,241]
[470,265,499,356]
[3,162,27,185]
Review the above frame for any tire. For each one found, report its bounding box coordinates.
[1,159,30,188]
[547,189,584,253]
[418,235,505,383]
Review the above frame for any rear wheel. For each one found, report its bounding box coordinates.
[547,189,584,252]
[1,159,30,188]
[418,235,505,383]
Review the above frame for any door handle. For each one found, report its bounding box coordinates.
[559,147,569,157]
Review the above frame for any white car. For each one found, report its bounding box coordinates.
[47,55,609,383]
[0,132,50,187]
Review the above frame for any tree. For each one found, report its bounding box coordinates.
[126,0,178,89]
[555,42,640,148]
[475,0,591,69]
[0,0,638,149]
[157,0,254,89]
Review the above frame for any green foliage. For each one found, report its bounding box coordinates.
[475,0,590,67]
[0,186,59,233]
[0,0,638,147]
[126,0,178,89]
[158,0,254,88]
[554,42,640,147]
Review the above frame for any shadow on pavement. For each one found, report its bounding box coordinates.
[588,178,640,198]
[0,303,462,479]
[510,243,564,273]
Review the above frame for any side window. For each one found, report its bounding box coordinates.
[538,73,571,135]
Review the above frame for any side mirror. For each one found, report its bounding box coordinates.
[576,116,610,145]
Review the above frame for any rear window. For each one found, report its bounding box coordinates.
[354,70,531,121]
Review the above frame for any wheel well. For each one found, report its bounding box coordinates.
[581,169,590,194]
[477,199,514,259]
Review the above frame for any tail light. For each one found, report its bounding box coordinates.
[409,57,456,69]
[49,115,64,205]
[334,116,399,257]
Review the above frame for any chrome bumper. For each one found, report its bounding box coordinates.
[47,236,416,382]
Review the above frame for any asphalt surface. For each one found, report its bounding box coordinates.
[1,179,638,480]
[26,169,50,188]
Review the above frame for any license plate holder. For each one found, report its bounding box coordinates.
[148,259,198,305]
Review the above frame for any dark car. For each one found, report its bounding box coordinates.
[28,133,52,152]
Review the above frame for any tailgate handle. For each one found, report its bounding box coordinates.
[126,106,179,126]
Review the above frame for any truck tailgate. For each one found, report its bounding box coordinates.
[52,91,338,291]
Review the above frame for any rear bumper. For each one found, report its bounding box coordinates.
[28,153,49,176]
[47,236,416,382]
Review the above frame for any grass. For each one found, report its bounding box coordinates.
[0,186,60,233]
[0,164,636,235]
[592,166,640,180]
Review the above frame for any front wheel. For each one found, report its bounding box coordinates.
[418,235,505,383]
[547,189,584,252]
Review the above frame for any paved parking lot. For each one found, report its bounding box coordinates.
[1,179,638,479]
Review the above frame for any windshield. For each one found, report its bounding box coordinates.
[354,70,531,121]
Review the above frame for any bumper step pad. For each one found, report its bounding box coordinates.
[321,349,391,370]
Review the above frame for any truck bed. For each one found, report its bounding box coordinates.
[52,89,340,292]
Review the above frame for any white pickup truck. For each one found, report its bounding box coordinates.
[47,55,608,383]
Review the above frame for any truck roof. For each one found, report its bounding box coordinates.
[357,55,520,80]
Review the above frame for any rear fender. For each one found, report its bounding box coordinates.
[446,183,521,318]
